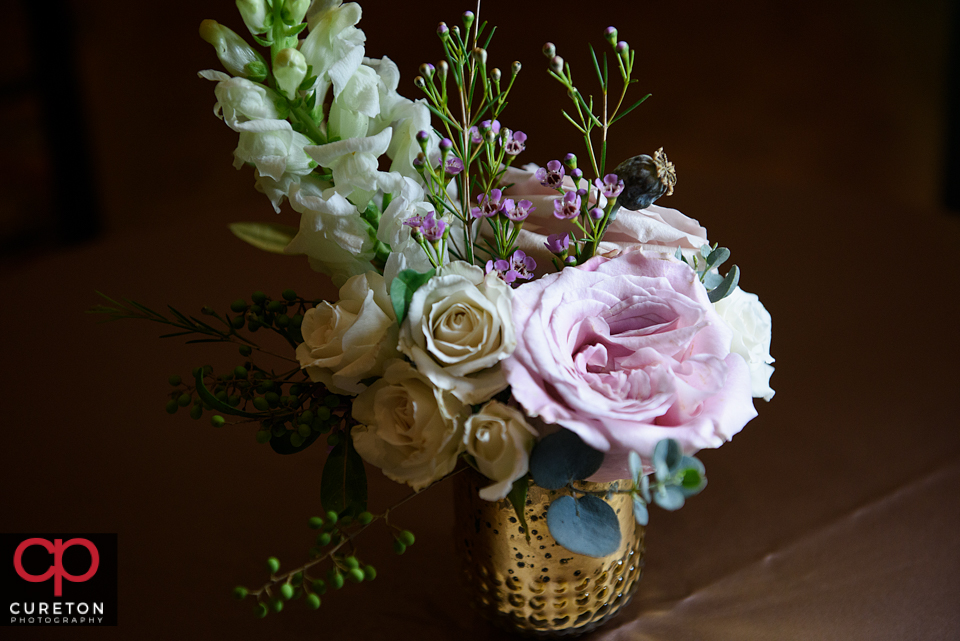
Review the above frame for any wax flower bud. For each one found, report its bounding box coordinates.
[490,68,501,82]
[236,0,272,35]
[511,61,522,75]
[437,60,449,80]
[282,0,310,25]
[419,63,435,79]
[273,48,307,99]
[462,10,475,28]
[199,20,267,81]
[437,22,449,38]
[550,56,564,74]
[542,42,556,59]
[604,26,618,46]
[473,47,488,66]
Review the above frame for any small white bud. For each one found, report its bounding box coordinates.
[274,48,308,99]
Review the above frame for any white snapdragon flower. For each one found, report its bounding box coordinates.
[352,360,468,492]
[464,401,538,501]
[300,1,366,103]
[206,75,289,133]
[713,286,776,401]
[233,129,315,202]
[296,272,399,395]
[284,175,377,285]
[377,177,448,286]
[327,65,381,141]
[305,127,399,200]
[399,262,516,404]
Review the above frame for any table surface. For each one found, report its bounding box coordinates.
[3,0,960,638]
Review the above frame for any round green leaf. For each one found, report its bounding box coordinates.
[529,430,604,490]
[546,495,621,558]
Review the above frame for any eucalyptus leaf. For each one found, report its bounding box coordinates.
[678,456,708,497]
[389,268,436,324]
[700,244,712,259]
[673,246,683,261]
[546,495,621,557]
[632,496,649,526]
[708,265,740,303]
[702,271,723,289]
[640,474,651,503]
[507,476,531,542]
[653,439,683,480]
[705,246,731,271]
[529,430,604,490]
[653,485,685,511]
[320,432,368,517]
[229,222,299,255]
[628,451,643,485]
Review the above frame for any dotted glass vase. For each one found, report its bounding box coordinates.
[453,469,645,637]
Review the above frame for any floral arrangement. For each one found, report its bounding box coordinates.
[93,0,774,618]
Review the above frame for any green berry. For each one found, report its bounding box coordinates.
[165,400,178,414]
[281,289,297,301]
[267,300,285,313]
[299,410,314,425]
[233,586,248,600]
[255,430,271,444]
[230,299,248,313]
[277,314,290,327]
[362,565,377,581]
[347,568,364,583]
[290,433,304,448]
[202,364,213,375]
[254,602,268,618]
[253,397,269,412]
[311,579,327,595]
[234,366,248,379]
[325,510,339,525]
[271,598,283,613]
[398,530,415,547]
[291,314,303,328]
[280,583,294,600]
[238,345,253,357]
[252,291,267,304]
[298,424,311,438]
[338,515,353,527]
[266,557,280,574]
[291,571,303,586]
[231,316,245,329]
[211,415,226,428]
[316,532,331,546]
[343,556,360,570]
[271,423,287,437]
[189,405,203,420]
[308,516,324,530]
[316,407,331,421]
[357,511,373,525]
[326,433,341,447]
[327,569,344,590]
[393,540,407,555]
[289,384,303,396]
[305,593,321,610]
[265,392,280,407]
[177,393,191,407]
[248,320,260,332]
[168,375,182,386]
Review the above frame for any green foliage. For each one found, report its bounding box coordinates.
[320,432,368,518]
[389,268,436,324]
[228,222,299,255]
[506,476,531,542]
[545,495,621,558]
[528,430,604,490]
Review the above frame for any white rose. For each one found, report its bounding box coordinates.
[399,262,516,404]
[352,360,467,491]
[464,401,538,501]
[296,272,398,394]
[713,286,775,401]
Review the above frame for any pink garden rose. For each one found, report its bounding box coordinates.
[502,250,757,481]
[496,165,709,275]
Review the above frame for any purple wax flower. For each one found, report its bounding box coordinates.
[595,173,624,198]
[570,167,583,180]
[470,119,501,144]
[439,137,453,152]
[535,160,565,189]
[576,188,588,198]
[403,213,425,229]
[503,131,527,156]
[544,232,570,254]
[589,207,605,220]
[421,210,446,241]
[502,198,535,222]
[471,188,504,218]
[553,191,582,220]
[445,156,464,175]
[487,250,536,284]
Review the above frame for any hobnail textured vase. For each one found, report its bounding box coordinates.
[453,469,645,637]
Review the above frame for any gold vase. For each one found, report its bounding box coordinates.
[453,469,645,637]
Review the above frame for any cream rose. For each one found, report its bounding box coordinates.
[296,272,398,394]
[464,401,538,501]
[351,360,467,491]
[398,262,516,404]
[713,286,775,401]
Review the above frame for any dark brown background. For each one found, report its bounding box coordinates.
[2,0,958,639]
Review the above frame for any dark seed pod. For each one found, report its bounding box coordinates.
[612,148,676,210]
